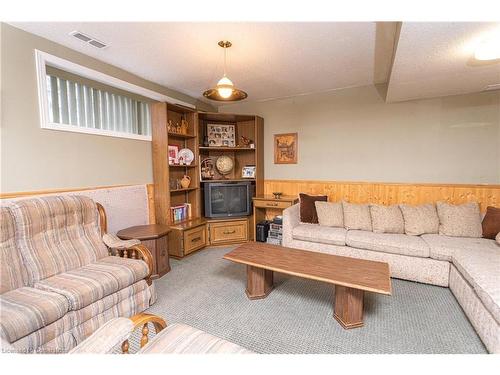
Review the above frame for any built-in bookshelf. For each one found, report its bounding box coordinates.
[152,106,264,257]
[198,112,264,243]
[198,112,264,189]
[151,102,201,226]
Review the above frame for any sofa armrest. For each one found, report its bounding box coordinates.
[111,244,155,285]
[69,317,133,354]
[122,313,167,353]
[69,313,167,354]
[283,203,300,247]
[103,233,141,249]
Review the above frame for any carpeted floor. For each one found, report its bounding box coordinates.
[143,246,486,354]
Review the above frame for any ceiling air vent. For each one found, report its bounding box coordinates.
[483,83,500,92]
[69,31,108,49]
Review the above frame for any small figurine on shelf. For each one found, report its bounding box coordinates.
[239,135,253,148]
[200,158,215,180]
[180,175,191,189]
[178,156,185,165]
[167,120,174,133]
[175,122,181,133]
[180,119,189,135]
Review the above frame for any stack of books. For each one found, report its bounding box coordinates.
[170,203,191,223]
[266,216,283,245]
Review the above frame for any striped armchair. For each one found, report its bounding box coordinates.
[69,313,253,354]
[0,195,156,353]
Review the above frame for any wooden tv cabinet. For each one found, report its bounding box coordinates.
[206,217,250,246]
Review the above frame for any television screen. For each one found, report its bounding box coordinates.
[205,182,252,217]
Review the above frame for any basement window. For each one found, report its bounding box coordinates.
[35,50,194,141]
[45,66,152,138]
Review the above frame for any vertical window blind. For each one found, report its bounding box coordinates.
[46,72,152,137]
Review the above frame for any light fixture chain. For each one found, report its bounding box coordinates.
[223,44,227,76]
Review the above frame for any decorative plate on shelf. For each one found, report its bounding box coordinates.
[178,148,194,165]
[216,155,234,176]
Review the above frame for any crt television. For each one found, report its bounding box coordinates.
[204,181,253,218]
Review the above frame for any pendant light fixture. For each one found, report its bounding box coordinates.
[203,41,248,101]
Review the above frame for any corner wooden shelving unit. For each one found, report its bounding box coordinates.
[198,112,264,244]
[152,106,264,258]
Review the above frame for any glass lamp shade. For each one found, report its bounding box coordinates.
[203,75,248,102]
[217,76,234,98]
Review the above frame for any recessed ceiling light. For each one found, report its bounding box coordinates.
[69,31,108,49]
[474,32,500,61]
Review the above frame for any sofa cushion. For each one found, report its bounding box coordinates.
[346,230,430,258]
[482,206,500,240]
[292,224,347,246]
[10,195,109,282]
[399,203,439,236]
[0,287,69,343]
[34,256,149,310]
[315,201,343,227]
[436,201,482,238]
[342,202,372,231]
[452,248,500,324]
[1,205,29,293]
[421,234,499,262]
[370,204,404,234]
[138,323,252,354]
[299,193,327,224]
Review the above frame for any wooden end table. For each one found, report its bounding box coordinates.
[117,224,171,278]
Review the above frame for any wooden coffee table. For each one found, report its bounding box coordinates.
[223,242,391,329]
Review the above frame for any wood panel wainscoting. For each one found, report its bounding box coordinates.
[3,179,499,225]
[264,179,500,212]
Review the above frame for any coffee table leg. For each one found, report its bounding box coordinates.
[333,285,364,329]
[245,265,273,300]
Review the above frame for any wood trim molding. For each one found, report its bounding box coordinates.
[146,184,156,224]
[0,184,131,199]
[264,179,500,212]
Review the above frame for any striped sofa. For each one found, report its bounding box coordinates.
[0,195,156,353]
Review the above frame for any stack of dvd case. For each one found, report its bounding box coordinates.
[266,218,283,246]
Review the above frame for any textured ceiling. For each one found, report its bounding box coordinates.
[10,22,394,104]
[10,22,500,104]
[387,22,500,102]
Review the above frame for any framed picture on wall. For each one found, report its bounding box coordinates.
[274,133,298,164]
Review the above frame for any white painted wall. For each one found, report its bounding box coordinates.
[220,85,500,184]
[1,23,214,193]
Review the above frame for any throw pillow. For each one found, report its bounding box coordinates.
[315,201,344,227]
[399,203,439,236]
[299,193,327,224]
[496,232,500,245]
[342,201,372,231]
[482,206,500,239]
[370,204,404,234]
[436,201,482,238]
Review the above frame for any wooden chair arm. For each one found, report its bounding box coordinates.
[96,202,156,284]
[121,313,167,353]
[112,244,155,285]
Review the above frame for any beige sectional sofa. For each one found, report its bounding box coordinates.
[283,202,500,353]
[0,195,156,353]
